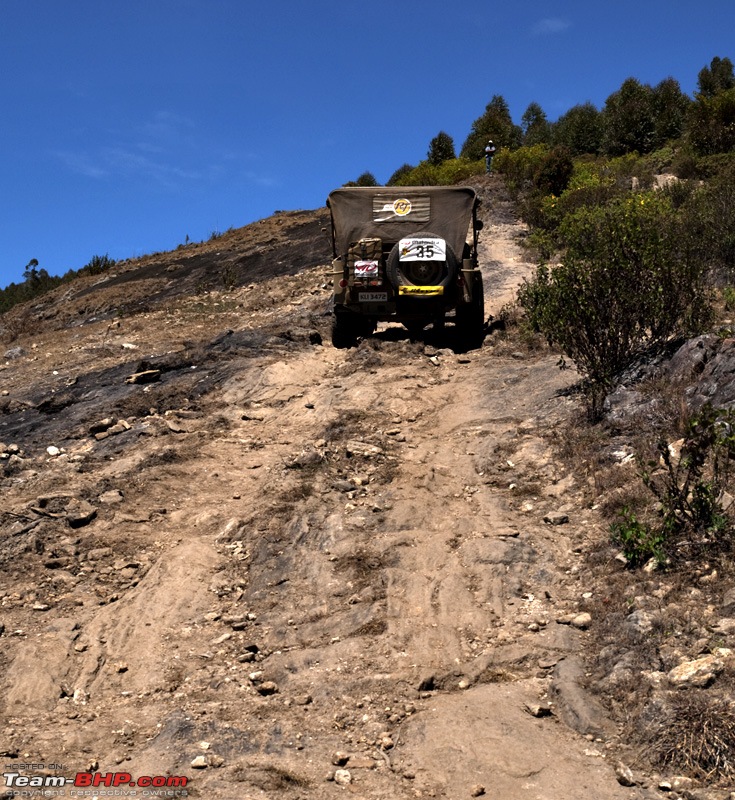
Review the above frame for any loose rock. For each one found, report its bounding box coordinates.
[333,769,352,786]
[667,655,725,688]
[543,511,569,525]
[571,612,592,630]
[524,702,553,718]
[615,761,635,786]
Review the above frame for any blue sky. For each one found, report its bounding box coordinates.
[0,0,733,290]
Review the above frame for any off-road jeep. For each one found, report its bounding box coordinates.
[326,186,485,349]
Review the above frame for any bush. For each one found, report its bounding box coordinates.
[688,87,735,155]
[611,507,666,566]
[683,161,735,280]
[81,253,116,276]
[614,405,735,568]
[493,144,550,196]
[532,146,574,196]
[518,192,712,417]
[644,406,735,552]
[521,158,627,239]
[648,691,735,781]
[390,158,484,187]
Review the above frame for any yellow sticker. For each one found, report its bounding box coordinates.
[392,199,412,216]
[398,285,444,296]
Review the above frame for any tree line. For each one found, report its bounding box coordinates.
[0,255,115,316]
[347,55,735,187]
[3,56,733,319]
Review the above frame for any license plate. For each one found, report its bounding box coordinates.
[360,292,388,302]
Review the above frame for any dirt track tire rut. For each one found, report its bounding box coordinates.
[0,178,647,799]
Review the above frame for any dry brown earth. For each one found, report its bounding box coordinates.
[0,178,670,799]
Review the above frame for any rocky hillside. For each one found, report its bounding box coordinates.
[1,177,733,800]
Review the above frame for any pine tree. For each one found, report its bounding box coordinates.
[427,131,456,166]
[521,103,550,147]
[697,56,735,99]
[552,103,602,155]
[460,95,522,160]
[602,78,656,156]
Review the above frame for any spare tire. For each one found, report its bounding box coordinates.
[386,231,459,290]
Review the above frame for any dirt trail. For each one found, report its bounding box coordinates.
[1,180,653,799]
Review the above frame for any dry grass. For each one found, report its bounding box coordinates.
[1,306,43,343]
[550,370,735,783]
[488,300,553,356]
[644,691,735,782]
[232,763,311,791]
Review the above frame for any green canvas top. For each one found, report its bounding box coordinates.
[327,186,478,257]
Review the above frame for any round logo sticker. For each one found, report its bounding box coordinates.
[392,199,412,216]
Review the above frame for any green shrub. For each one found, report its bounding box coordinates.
[504,152,626,244]
[637,145,677,176]
[81,253,116,276]
[532,146,574,196]
[611,507,666,566]
[688,87,735,155]
[635,406,735,563]
[435,157,484,184]
[683,161,735,280]
[518,192,712,417]
[390,158,484,187]
[493,144,549,195]
[652,407,734,531]
[612,406,735,567]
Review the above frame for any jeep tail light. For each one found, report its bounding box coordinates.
[339,279,348,288]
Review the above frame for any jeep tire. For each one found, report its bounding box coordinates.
[385,232,459,290]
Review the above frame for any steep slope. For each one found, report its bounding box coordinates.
[1,179,657,799]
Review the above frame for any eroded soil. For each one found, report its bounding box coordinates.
[1,179,656,799]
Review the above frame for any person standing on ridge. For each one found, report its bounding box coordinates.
[484,139,496,174]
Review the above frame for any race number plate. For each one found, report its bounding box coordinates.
[399,237,446,262]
